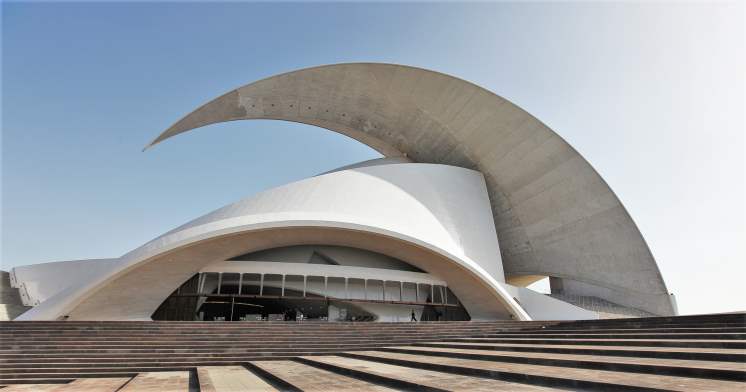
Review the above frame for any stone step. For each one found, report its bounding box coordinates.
[0,325,514,329]
[118,371,192,392]
[0,328,513,335]
[381,345,746,381]
[0,352,331,361]
[0,377,133,392]
[0,339,460,350]
[343,350,746,392]
[0,349,345,358]
[1,334,472,342]
[2,359,315,372]
[474,332,746,340]
[0,383,67,391]
[6,328,744,339]
[1,328,508,334]
[2,315,744,388]
[0,347,382,355]
[448,337,746,349]
[2,321,740,330]
[0,321,527,328]
[0,332,507,340]
[0,366,195,376]
[197,366,276,392]
[415,341,746,362]
[297,355,556,391]
[495,327,746,334]
[0,372,139,385]
[0,355,301,364]
[247,360,395,392]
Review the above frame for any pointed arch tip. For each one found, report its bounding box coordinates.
[142,135,164,151]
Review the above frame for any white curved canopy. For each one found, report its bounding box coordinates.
[147,63,674,316]
[18,162,531,321]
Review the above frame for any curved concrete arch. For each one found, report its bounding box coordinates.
[147,63,674,316]
[17,163,530,321]
[64,225,524,321]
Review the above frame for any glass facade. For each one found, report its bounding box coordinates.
[284,275,305,297]
[306,276,325,298]
[200,273,219,295]
[327,277,346,299]
[366,279,384,301]
[241,273,261,295]
[153,271,465,321]
[262,274,283,296]
[347,278,365,300]
[402,282,417,302]
[220,273,240,295]
[417,283,432,303]
[187,272,453,304]
[384,281,401,301]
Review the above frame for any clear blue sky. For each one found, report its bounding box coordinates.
[2,2,743,315]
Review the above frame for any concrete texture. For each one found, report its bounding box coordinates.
[301,355,557,391]
[347,350,746,391]
[147,63,674,316]
[197,366,276,392]
[52,377,132,391]
[118,371,191,392]
[250,360,396,391]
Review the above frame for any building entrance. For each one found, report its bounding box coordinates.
[151,272,470,321]
[197,297,331,321]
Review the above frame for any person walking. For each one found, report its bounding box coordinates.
[410,309,417,322]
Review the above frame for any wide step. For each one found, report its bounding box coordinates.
[344,350,746,391]
[248,360,395,391]
[298,355,555,391]
[1,314,744,390]
[383,345,746,380]
[416,341,746,362]
[118,371,192,392]
[197,366,276,392]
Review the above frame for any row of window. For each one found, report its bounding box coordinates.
[177,272,458,305]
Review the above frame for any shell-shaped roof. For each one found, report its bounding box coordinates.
[147,63,673,316]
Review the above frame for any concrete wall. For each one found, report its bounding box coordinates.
[146,63,674,316]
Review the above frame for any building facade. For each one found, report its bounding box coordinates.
[7,63,676,322]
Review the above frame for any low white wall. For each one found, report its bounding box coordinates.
[11,259,117,306]
[503,284,598,320]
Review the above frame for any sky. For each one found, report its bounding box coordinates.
[2,2,744,315]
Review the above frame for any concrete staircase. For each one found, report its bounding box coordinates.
[1,313,744,391]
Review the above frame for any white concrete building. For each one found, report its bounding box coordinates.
[7,63,676,322]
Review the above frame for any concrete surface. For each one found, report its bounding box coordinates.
[147,63,674,316]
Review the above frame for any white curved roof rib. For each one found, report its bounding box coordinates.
[18,163,531,321]
[147,63,674,316]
